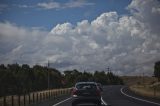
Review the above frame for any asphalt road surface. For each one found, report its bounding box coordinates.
[31,85,160,106]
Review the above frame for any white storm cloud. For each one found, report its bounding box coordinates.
[0,0,160,75]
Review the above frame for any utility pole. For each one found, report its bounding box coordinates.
[48,60,50,90]
[107,66,110,73]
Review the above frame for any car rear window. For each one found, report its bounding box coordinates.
[76,84,97,90]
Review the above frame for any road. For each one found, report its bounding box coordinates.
[31,85,160,106]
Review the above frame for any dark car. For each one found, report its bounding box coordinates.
[71,82,101,106]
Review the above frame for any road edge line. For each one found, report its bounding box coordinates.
[52,97,72,106]
[120,87,160,106]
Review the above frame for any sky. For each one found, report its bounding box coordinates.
[0,0,160,76]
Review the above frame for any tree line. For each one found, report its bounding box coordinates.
[0,64,123,97]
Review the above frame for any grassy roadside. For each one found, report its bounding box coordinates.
[129,83,160,99]
[121,76,160,99]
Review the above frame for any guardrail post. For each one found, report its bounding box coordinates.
[40,93,42,102]
[50,91,52,97]
[46,92,48,99]
[36,93,38,103]
[48,92,49,99]
[43,92,45,100]
[18,95,20,106]
[47,92,48,99]
[28,93,30,104]
[33,93,34,103]
[56,91,58,97]
[3,96,6,106]
[48,91,50,99]
[11,95,14,106]
[24,94,25,106]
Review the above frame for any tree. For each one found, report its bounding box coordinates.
[94,71,107,84]
[154,61,160,81]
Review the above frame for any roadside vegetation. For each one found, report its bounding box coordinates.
[129,81,160,99]
[128,61,160,99]
[0,63,123,97]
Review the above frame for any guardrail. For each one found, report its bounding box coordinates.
[0,88,71,106]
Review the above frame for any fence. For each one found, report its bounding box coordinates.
[0,88,71,106]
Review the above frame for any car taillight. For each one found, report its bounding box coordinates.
[72,88,77,96]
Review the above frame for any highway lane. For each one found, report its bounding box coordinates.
[102,85,160,106]
[31,85,160,106]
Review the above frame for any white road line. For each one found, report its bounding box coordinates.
[101,97,108,105]
[52,97,72,106]
[121,87,160,106]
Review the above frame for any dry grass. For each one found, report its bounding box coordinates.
[130,84,160,99]
[121,76,157,86]
[121,76,160,99]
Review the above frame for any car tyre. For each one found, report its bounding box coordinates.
[97,101,101,106]
[72,101,77,106]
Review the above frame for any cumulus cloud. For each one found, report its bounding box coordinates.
[15,1,94,10]
[0,0,160,75]
[37,2,60,10]
[0,22,48,65]
[37,1,94,10]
